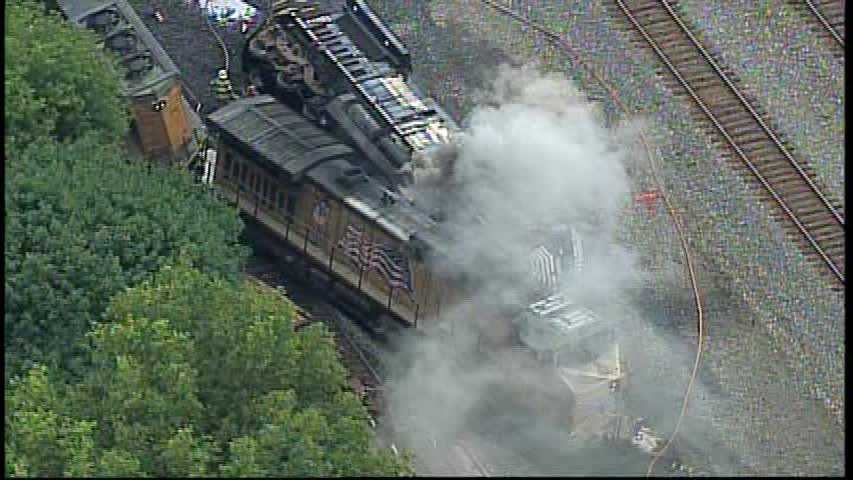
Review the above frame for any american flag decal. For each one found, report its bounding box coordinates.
[338,225,375,270]
[373,244,414,294]
[338,225,413,294]
[529,245,561,291]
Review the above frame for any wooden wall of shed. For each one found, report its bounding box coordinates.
[133,96,169,155]
[162,83,190,153]
[131,82,190,157]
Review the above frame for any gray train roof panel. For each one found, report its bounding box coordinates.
[307,158,450,251]
[209,96,451,254]
[57,0,181,98]
[208,96,356,179]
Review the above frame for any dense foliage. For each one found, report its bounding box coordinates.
[5,1,410,476]
[5,136,249,376]
[5,0,129,148]
[4,0,248,376]
[5,264,412,477]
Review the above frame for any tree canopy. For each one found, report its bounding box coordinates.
[5,135,249,377]
[4,2,411,476]
[4,0,249,377]
[5,0,129,149]
[5,263,412,477]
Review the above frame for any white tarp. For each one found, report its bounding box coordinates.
[195,0,257,22]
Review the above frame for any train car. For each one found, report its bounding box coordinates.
[57,0,195,160]
[242,0,457,188]
[207,95,463,333]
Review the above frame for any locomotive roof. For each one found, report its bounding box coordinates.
[208,96,450,254]
[208,96,356,179]
[57,0,180,99]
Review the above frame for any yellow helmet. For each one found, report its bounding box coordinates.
[218,69,228,80]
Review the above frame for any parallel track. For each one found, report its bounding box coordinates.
[611,0,845,289]
[791,0,845,57]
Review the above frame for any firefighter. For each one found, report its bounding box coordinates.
[152,7,165,23]
[245,84,258,97]
[210,69,237,104]
[241,6,257,33]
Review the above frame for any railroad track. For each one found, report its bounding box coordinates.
[789,0,845,57]
[610,0,845,290]
[245,258,385,396]
[244,256,490,476]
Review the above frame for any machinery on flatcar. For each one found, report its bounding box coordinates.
[242,0,457,188]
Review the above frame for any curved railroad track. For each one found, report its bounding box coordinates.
[245,256,491,476]
[789,0,845,57]
[610,0,845,290]
[245,258,386,408]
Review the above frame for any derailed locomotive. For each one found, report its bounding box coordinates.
[241,0,452,188]
[206,0,630,441]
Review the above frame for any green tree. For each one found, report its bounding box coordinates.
[4,366,98,477]
[5,264,412,477]
[104,262,412,476]
[74,315,205,473]
[5,0,129,148]
[5,136,249,378]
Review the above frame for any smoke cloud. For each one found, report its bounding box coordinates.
[411,64,634,305]
[387,65,736,474]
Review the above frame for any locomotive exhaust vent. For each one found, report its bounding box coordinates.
[336,166,367,187]
[380,189,397,206]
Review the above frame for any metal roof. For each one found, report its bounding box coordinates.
[57,0,180,98]
[208,96,450,253]
[208,96,356,179]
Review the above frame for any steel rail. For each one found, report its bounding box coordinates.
[614,0,844,286]
[456,437,492,477]
[804,0,845,49]
[249,266,492,475]
[659,0,843,229]
[327,303,490,477]
[475,2,707,474]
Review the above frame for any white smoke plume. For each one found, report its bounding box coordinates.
[411,63,635,305]
[387,65,737,474]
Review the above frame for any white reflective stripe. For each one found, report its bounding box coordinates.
[203,149,217,185]
[529,245,559,289]
[570,227,583,273]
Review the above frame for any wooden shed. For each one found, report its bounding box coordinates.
[57,0,193,160]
